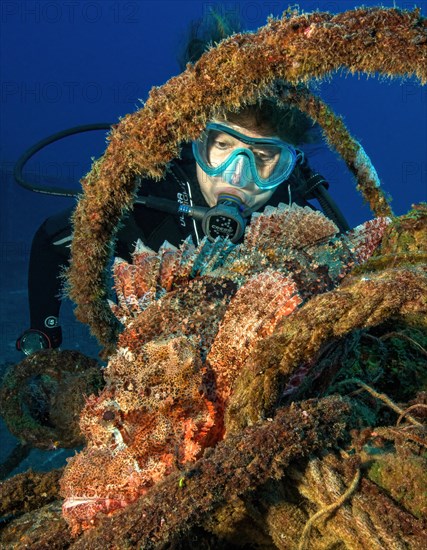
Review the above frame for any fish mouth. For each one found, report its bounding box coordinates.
[62,495,135,535]
[63,495,130,513]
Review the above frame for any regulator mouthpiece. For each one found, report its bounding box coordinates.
[201,195,248,243]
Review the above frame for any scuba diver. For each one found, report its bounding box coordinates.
[15,16,349,356]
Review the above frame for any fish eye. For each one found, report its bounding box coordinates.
[102,410,115,421]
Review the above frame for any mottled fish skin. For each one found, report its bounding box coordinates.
[60,204,390,535]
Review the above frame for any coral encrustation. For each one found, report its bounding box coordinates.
[68,7,426,351]
[60,204,390,534]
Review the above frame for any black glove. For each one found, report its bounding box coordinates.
[16,326,62,355]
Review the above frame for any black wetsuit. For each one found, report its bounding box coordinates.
[26,144,325,348]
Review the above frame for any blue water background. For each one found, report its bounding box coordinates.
[0,0,426,473]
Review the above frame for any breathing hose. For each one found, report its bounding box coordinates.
[14,124,350,236]
[13,123,113,197]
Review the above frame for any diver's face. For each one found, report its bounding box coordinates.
[196,122,278,212]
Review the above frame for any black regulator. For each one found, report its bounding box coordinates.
[135,194,248,244]
[200,195,248,242]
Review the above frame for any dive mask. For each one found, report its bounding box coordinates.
[192,122,298,190]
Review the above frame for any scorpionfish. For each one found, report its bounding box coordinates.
[60,203,389,534]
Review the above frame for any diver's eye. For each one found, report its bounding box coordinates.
[254,150,276,164]
[209,131,237,152]
[212,137,234,151]
[213,139,230,150]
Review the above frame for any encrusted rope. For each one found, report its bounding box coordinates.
[338,378,424,428]
[67,7,427,352]
[298,466,361,550]
[288,453,427,549]
[225,265,427,432]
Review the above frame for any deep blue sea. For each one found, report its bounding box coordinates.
[1,0,426,482]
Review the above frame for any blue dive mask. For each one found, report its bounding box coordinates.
[192,122,299,190]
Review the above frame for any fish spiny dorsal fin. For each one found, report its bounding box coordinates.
[191,237,235,277]
[131,239,161,295]
[305,216,392,284]
[130,237,206,299]
[157,240,179,293]
[162,235,196,287]
[244,203,339,253]
[111,257,154,322]
[345,217,392,263]
[209,204,340,283]
[132,238,157,261]
[111,234,237,323]
[158,235,234,285]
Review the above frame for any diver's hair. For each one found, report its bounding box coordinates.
[177,8,241,70]
[218,99,319,146]
[178,9,318,146]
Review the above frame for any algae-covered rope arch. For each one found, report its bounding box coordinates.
[67,7,427,352]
